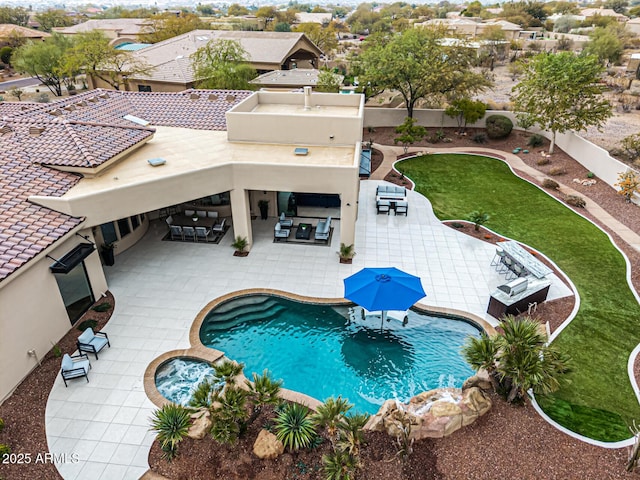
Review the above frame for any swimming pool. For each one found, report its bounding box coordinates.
[197,294,480,414]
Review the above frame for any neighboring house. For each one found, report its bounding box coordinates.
[294,12,333,25]
[249,68,343,90]
[580,7,628,22]
[53,18,153,43]
[0,87,363,402]
[627,18,640,36]
[415,18,522,41]
[0,24,51,43]
[89,30,324,93]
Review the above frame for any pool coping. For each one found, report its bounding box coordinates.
[143,288,495,409]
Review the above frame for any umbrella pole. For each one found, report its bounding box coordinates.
[380,310,385,332]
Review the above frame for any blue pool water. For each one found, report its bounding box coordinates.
[193,294,481,414]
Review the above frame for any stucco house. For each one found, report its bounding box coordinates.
[0,87,363,402]
[88,30,324,93]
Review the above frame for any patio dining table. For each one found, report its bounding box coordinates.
[500,240,553,279]
[172,214,216,229]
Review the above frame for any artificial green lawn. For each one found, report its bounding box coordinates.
[397,153,640,442]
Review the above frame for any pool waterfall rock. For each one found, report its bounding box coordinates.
[188,408,212,440]
[365,376,492,440]
[253,429,285,459]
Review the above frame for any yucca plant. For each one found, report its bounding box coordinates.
[274,402,317,451]
[149,403,191,461]
[312,396,352,447]
[322,450,358,480]
[246,369,283,425]
[213,359,245,386]
[336,413,369,457]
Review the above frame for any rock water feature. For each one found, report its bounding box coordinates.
[365,374,493,440]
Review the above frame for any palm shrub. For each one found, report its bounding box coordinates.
[188,377,218,409]
[209,385,249,444]
[312,396,353,447]
[213,359,244,386]
[527,134,545,147]
[322,450,358,480]
[467,210,490,231]
[462,316,572,404]
[246,369,282,425]
[150,404,191,461]
[336,413,370,457]
[274,402,317,451]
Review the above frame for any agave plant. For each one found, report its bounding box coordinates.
[149,403,191,461]
[312,396,353,447]
[274,402,317,451]
[336,413,369,457]
[213,359,245,386]
[322,450,358,480]
[246,369,283,424]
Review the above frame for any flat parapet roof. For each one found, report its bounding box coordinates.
[251,103,358,117]
[61,126,357,198]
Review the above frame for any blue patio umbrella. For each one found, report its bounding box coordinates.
[343,267,426,330]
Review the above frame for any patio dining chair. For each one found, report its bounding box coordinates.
[195,226,211,242]
[184,209,195,217]
[165,215,174,228]
[377,200,390,214]
[212,218,226,233]
[196,210,207,218]
[60,353,91,387]
[207,211,219,219]
[183,226,196,242]
[395,201,408,216]
[170,225,183,241]
[491,247,505,268]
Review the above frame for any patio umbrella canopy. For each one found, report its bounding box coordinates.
[343,267,426,321]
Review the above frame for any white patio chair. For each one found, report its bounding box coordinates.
[60,353,91,387]
[184,209,195,216]
[207,211,219,219]
[170,225,183,241]
[212,218,226,233]
[196,210,207,218]
[183,226,196,241]
[195,226,211,242]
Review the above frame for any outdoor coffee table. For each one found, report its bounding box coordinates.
[295,223,313,240]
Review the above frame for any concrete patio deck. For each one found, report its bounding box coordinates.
[46,179,573,480]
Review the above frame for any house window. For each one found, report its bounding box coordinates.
[100,222,117,244]
[131,214,140,230]
[117,218,131,237]
[138,85,152,92]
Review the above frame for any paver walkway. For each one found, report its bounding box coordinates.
[371,144,640,254]
[46,180,572,480]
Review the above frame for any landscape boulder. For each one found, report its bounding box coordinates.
[253,429,284,460]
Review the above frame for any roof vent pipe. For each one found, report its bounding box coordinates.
[303,86,312,110]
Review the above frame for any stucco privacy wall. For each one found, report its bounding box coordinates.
[363,108,640,200]
[0,229,108,402]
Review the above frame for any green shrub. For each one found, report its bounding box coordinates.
[485,114,513,139]
[467,210,490,231]
[586,172,595,179]
[0,418,4,433]
[537,156,550,166]
[35,93,50,103]
[542,178,559,190]
[0,46,12,65]
[472,132,488,144]
[51,343,62,358]
[91,302,111,312]
[566,195,586,208]
[450,222,465,228]
[527,134,545,147]
[274,402,317,451]
[150,404,191,461]
[0,443,10,456]
[76,319,98,331]
[322,450,358,480]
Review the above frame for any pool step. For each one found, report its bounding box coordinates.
[201,300,286,333]
[209,295,276,317]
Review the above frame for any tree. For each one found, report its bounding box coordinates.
[462,316,571,403]
[354,28,492,118]
[12,34,73,96]
[35,9,74,32]
[191,39,256,90]
[0,6,30,26]
[274,22,291,32]
[9,88,23,101]
[293,22,338,54]
[394,117,426,153]
[478,25,507,70]
[445,98,487,133]
[256,6,277,29]
[0,46,12,66]
[227,4,249,16]
[604,0,629,14]
[584,26,625,65]
[552,1,580,15]
[614,170,640,202]
[141,13,210,43]
[64,30,153,91]
[512,52,612,154]
[316,70,341,93]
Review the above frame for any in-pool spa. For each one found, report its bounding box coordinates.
[155,357,217,406]
[195,294,481,414]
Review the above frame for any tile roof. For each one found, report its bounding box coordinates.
[0,24,51,39]
[0,88,251,282]
[52,18,152,36]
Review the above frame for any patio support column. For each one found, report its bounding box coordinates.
[230,188,253,250]
[339,191,357,248]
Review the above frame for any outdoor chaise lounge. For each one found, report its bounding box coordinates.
[77,328,110,360]
[315,216,332,241]
[60,353,91,387]
[274,222,290,241]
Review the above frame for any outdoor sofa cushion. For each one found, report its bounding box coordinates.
[315,216,332,241]
[376,185,406,199]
